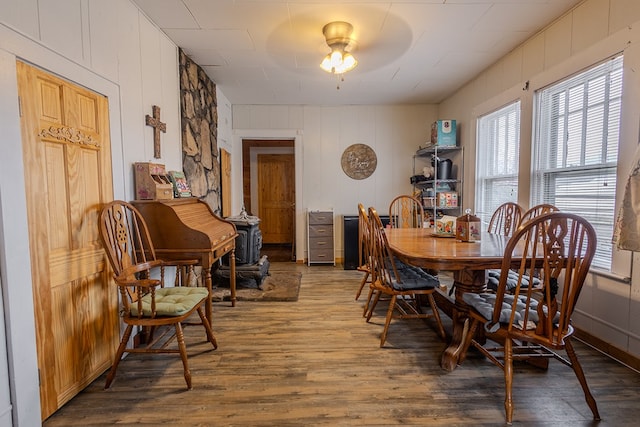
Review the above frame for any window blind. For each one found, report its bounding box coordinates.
[532,55,623,269]
[476,101,521,229]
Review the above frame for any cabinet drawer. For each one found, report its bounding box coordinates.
[308,212,333,225]
[308,247,334,263]
[309,224,333,238]
[309,236,334,250]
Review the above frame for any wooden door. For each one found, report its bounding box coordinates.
[258,154,295,244]
[220,148,232,217]
[17,61,118,420]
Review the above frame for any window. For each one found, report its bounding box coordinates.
[532,55,623,270]
[476,101,521,229]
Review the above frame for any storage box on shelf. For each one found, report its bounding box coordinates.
[412,144,463,228]
[431,119,457,146]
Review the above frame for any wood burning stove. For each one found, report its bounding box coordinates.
[213,209,270,288]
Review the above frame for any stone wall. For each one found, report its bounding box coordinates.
[179,49,220,213]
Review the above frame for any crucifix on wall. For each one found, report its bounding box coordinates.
[145,105,166,159]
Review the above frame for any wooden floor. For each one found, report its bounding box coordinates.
[45,263,640,426]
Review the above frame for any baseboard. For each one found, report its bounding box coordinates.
[574,327,640,372]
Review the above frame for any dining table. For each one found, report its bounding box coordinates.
[384,227,524,372]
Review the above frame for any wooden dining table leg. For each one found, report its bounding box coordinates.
[440,268,487,371]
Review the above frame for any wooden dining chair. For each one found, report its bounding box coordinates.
[487,204,560,292]
[389,195,425,228]
[354,203,373,301]
[99,200,217,390]
[488,202,523,237]
[458,212,600,424]
[365,207,446,347]
[520,203,559,225]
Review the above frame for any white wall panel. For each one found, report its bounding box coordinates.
[610,0,640,34]
[0,0,39,39]
[159,34,181,171]
[139,15,164,162]
[87,0,119,82]
[38,0,84,64]
[522,33,546,79]
[544,13,573,69]
[116,0,145,199]
[501,49,524,91]
[572,0,609,54]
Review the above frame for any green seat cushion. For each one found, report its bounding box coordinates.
[130,287,208,317]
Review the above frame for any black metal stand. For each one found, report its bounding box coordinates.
[213,255,270,289]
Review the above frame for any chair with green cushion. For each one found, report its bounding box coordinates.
[99,200,217,390]
[457,212,600,424]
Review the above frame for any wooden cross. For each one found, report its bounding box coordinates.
[145,105,166,159]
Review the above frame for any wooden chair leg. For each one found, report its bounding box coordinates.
[197,306,218,349]
[355,270,370,300]
[380,295,397,347]
[365,289,382,321]
[426,293,446,340]
[504,338,514,424]
[565,338,601,420]
[174,322,192,390]
[105,324,133,389]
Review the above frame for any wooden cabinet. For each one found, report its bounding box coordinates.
[412,145,463,226]
[307,210,335,265]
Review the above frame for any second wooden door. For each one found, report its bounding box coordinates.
[257,153,295,244]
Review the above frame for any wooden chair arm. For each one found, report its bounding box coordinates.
[161,259,200,267]
[114,277,161,288]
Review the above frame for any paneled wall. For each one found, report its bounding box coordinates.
[438,0,640,359]
[0,0,200,424]
[232,104,439,262]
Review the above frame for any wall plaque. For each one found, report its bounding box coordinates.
[341,144,377,180]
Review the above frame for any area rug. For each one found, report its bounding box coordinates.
[211,271,301,302]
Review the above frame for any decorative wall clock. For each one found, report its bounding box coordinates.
[341,143,377,180]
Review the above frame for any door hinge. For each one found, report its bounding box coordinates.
[18,95,22,117]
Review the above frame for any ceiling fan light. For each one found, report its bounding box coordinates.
[330,50,343,68]
[342,53,357,71]
[320,55,333,72]
[320,21,358,79]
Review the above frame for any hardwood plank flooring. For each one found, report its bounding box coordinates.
[44,263,640,426]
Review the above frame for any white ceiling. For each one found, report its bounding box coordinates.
[133,0,584,106]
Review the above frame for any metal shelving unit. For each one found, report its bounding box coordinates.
[412,145,464,227]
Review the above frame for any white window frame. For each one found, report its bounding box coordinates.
[532,55,623,270]
[475,101,521,230]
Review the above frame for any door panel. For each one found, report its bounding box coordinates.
[221,148,232,217]
[17,61,118,420]
[258,153,295,244]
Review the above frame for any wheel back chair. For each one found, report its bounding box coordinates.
[365,207,446,347]
[354,203,373,301]
[520,203,559,225]
[487,203,559,292]
[99,200,217,390]
[488,202,523,236]
[389,195,425,229]
[458,212,600,424]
